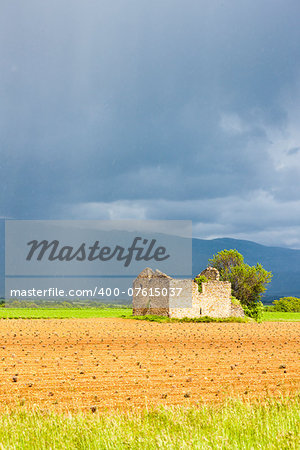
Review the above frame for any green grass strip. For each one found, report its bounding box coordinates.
[262,312,300,322]
[0,308,132,319]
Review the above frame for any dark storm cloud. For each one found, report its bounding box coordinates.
[1,1,300,246]
[287,147,300,155]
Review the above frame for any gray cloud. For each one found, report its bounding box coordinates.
[1,1,300,247]
[287,147,300,155]
[63,191,300,248]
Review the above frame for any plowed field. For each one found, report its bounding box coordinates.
[0,319,299,411]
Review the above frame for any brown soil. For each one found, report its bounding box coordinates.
[0,318,299,411]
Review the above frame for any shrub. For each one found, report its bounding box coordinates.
[194,275,208,293]
[272,297,300,312]
[130,314,248,323]
[231,296,241,306]
[242,301,264,322]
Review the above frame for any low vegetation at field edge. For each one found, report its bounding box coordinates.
[267,296,300,313]
[129,315,249,323]
[0,397,298,449]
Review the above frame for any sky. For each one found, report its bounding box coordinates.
[1,0,300,248]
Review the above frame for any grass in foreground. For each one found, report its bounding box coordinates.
[0,397,299,449]
[0,308,132,319]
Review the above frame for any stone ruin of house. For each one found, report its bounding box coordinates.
[132,266,244,319]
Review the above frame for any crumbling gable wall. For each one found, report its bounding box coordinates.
[132,268,171,316]
[199,266,220,281]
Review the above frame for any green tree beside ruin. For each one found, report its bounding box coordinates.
[209,249,272,321]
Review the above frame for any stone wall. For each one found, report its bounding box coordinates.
[230,303,245,318]
[169,281,200,319]
[200,281,231,318]
[133,307,169,316]
[133,267,234,319]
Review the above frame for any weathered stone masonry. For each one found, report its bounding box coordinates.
[132,267,244,318]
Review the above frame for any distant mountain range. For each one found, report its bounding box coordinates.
[0,221,299,303]
[192,237,300,303]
